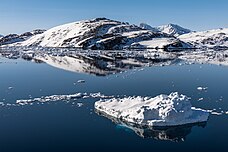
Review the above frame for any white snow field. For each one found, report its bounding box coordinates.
[179,28,228,49]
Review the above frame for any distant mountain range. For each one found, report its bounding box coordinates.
[0,29,45,46]
[1,18,227,50]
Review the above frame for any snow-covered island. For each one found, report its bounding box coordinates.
[1,18,192,51]
[1,18,227,51]
[95,92,209,127]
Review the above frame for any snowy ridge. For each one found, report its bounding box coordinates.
[179,28,228,49]
[14,18,189,51]
[95,92,209,127]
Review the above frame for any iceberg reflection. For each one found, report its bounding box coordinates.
[96,110,207,142]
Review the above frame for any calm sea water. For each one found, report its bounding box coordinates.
[0,56,228,152]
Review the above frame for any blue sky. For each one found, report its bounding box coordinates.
[0,0,227,35]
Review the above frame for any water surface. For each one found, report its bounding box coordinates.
[0,56,228,152]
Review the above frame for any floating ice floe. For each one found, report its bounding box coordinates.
[16,92,114,105]
[95,92,210,127]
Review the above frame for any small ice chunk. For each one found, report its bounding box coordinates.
[95,92,209,127]
[211,112,223,115]
[197,87,208,91]
[198,98,204,101]
[8,86,14,90]
[77,80,86,83]
[77,103,83,107]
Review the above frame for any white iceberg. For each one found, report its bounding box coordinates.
[95,92,209,127]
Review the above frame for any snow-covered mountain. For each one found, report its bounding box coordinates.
[15,18,189,51]
[139,23,191,37]
[6,18,226,50]
[0,29,45,46]
[157,24,191,37]
[0,34,3,37]
[179,28,228,49]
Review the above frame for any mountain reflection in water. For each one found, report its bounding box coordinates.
[0,48,178,76]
